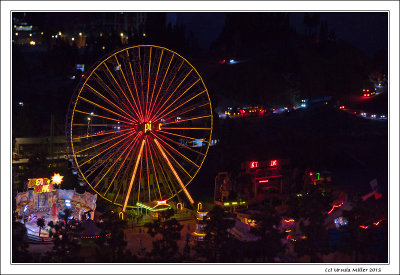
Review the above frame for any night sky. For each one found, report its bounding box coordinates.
[168,12,387,56]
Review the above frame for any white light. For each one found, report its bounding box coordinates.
[99,33,103,37]
[117,127,120,130]
[87,117,91,121]
[102,46,105,50]
[71,37,75,41]
[65,200,71,207]
[15,32,18,36]
[90,112,94,115]
[120,32,124,37]
[52,35,54,38]
[58,31,62,36]
[41,32,43,35]
[18,101,24,106]
[229,59,234,63]
[29,33,32,37]
[143,33,146,37]
[79,32,82,36]
[55,35,58,38]
[23,205,28,212]
[30,41,36,45]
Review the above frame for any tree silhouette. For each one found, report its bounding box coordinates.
[45,208,83,262]
[248,202,285,262]
[340,195,388,262]
[195,205,238,262]
[12,214,33,263]
[144,209,183,262]
[286,186,332,262]
[95,210,133,263]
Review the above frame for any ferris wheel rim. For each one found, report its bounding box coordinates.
[68,45,213,208]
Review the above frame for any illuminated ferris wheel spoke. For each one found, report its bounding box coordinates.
[113,55,144,121]
[103,63,139,118]
[157,69,194,113]
[78,131,136,167]
[162,127,211,131]
[153,138,194,204]
[152,90,206,123]
[126,50,145,120]
[83,132,141,178]
[156,76,198,120]
[72,128,132,141]
[91,72,138,120]
[162,114,212,126]
[122,139,145,212]
[143,47,152,122]
[162,102,210,122]
[146,140,163,200]
[149,65,188,120]
[154,131,205,157]
[75,129,134,154]
[157,129,209,142]
[111,139,142,204]
[93,135,140,189]
[80,135,138,178]
[148,49,163,122]
[77,96,135,123]
[84,83,137,122]
[154,133,199,169]
[73,109,136,125]
[147,139,175,198]
[155,141,194,180]
[143,140,152,201]
[72,123,130,128]
[102,137,138,197]
[148,53,174,119]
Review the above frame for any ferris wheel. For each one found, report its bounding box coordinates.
[67,45,212,212]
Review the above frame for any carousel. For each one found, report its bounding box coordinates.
[15,173,97,237]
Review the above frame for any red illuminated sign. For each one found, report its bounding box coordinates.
[157,200,167,206]
[270,160,278,167]
[250,161,259,169]
[259,179,269,183]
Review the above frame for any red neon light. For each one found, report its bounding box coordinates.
[328,201,343,214]
[360,219,385,229]
[259,179,269,183]
[373,219,384,226]
[250,161,259,168]
[309,172,313,176]
[157,200,167,205]
[255,175,283,180]
[363,89,365,91]
[270,160,278,167]
[283,218,295,223]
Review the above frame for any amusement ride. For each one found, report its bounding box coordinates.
[67,45,212,214]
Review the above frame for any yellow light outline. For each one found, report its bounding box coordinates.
[122,139,145,212]
[154,137,194,178]
[113,55,143,121]
[153,138,194,204]
[70,45,212,208]
[85,83,138,122]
